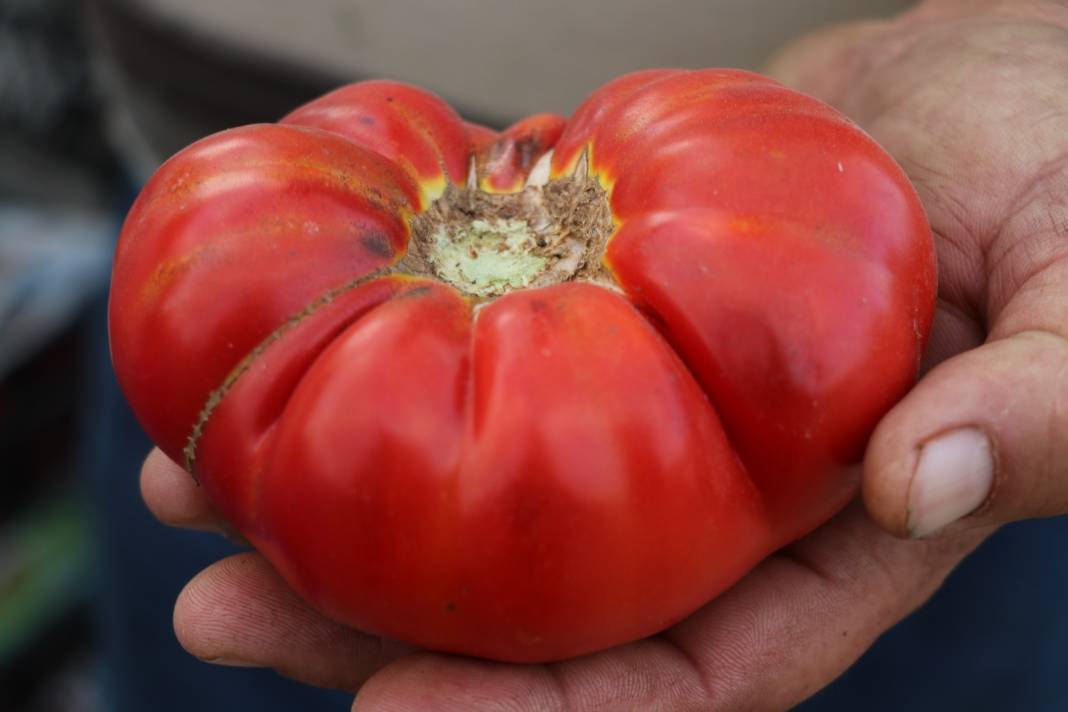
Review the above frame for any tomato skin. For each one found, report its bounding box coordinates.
[469,113,567,193]
[558,68,934,538]
[608,211,921,537]
[259,282,766,661]
[108,70,935,662]
[281,80,470,200]
[108,123,422,464]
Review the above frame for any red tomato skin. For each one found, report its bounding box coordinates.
[259,282,767,662]
[192,275,421,535]
[281,80,471,199]
[469,113,567,193]
[108,70,935,662]
[108,124,423,463]
[557,68,935,539]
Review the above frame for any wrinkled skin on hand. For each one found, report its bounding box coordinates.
[137,0,1068,709]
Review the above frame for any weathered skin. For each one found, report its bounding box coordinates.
[109,71,935,662]
[468,113,566,193]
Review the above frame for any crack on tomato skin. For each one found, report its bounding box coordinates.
[181,264,420,475]
[361,232,395,258]
[181,150,618,477]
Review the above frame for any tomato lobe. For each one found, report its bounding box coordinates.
[109,70,935,662]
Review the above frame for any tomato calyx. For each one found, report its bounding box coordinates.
[402,151,614,299]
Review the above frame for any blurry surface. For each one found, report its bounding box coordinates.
[0,1,117,710]
[87,0,340,182]
[129,0,911,118]
[86,0,912,169]
[0,208,112,378]
[0,0,117,370]
[1,0,117,201]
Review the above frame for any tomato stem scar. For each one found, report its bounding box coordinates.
[402,149,615,300]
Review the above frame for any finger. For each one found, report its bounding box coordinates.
[354,503,990,712]
[353,641,706,712]
[140,447,223,532]
[174,552,411,690]
[865,329,1068,539]
[864,209,1068,536]
[664,505,988,711]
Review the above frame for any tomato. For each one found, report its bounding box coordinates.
[108,70,935,663]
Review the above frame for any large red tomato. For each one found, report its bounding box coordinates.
[109,69,935,663]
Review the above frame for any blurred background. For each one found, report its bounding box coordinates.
[3,1,1066,711]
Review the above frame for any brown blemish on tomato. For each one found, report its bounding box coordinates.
[143,255,195,301]
[361,232,394,258]
[514,136,539,171]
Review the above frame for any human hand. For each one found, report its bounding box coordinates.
[141,1,1068,708]
[767,0,1068,540]
[142,449,985,710]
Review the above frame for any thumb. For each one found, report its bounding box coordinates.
[864,263,1068,538]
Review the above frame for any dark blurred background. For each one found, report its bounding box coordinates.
[2,1,1066,711]
[0,1,346,708]
[1,2,115,709]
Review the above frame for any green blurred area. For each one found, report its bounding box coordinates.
[0,492,93,667]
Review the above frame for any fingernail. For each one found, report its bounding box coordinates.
[200,656,262,668]
[907,428,995,538]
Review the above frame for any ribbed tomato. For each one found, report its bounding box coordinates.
[109,69,935,662]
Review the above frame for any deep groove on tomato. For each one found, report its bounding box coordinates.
[182,266,417,473]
